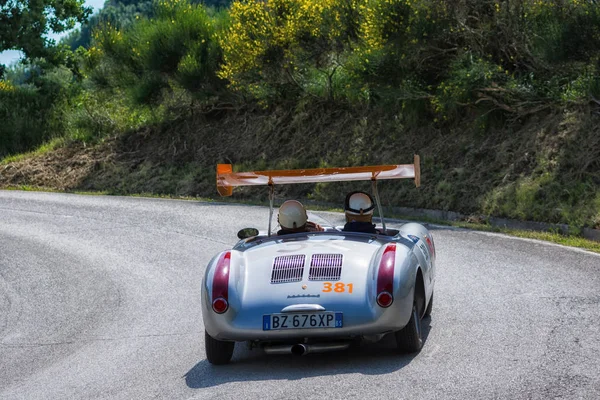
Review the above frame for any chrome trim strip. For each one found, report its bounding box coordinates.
[280,304,326,313]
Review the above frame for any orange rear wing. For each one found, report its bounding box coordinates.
[216,155,421,196]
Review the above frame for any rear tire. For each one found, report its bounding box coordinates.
[424,292,433,317]
[205,330,235,365]
[395,302,424,353]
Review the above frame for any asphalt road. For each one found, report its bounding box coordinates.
[1,191,599,400]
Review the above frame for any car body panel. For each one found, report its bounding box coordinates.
[202,225,435,342]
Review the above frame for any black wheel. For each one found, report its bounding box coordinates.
[395,302,424,353]
[424,292,433,317]
[205,330,235,365]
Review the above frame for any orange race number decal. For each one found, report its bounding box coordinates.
[322,282,353,294]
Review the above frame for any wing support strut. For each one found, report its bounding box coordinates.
[268,184,275,237]
[371,180,386,235]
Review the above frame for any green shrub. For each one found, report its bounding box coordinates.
[0,65,80,157]
[91,0,225,104]
[527,0,600,64]
[65,90,159,142]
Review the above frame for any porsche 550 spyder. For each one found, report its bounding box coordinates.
[202,157,436,364]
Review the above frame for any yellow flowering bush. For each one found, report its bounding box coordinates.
[94,23,125,62]
[0,80,15,92]
[343,0,453,111]
[360,0,448,50]
[219,0,360,101]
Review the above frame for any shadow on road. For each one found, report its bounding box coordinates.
[185,317,432,389]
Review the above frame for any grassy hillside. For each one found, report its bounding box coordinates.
[1,0,599,231]
[2,101,599,230]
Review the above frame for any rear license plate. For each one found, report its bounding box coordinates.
[263,312,343,331]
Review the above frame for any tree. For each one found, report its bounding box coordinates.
[61,0,230,53]
[0,0,91,60]
[62,1,155,51]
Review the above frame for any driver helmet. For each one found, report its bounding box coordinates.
[344,191,375,222]
[278,200,308,230]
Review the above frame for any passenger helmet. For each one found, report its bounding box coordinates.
[345,191,375,215]
[344,191,375,222]
[278,200,308,230]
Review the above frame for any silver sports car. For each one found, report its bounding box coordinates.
[202,158,435,364]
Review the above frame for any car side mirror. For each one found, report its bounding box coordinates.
[237,227,259,239]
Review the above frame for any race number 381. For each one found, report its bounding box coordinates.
[322,282,353,293]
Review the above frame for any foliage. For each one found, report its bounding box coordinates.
[0,64,80,157]
[218,0,600,115]
[61,0,232,53]
[66,90,160,141]
[200,0,232,6]
[0,0,91,60]
[219,0,362,103]
[62,1,156,51]
[90,0,225,104]
[482,174,598,229]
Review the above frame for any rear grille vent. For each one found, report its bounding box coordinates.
[271,255,306,284]
[309,254,343,281]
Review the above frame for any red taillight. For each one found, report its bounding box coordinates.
[212,252,231,314]
[425,235,435,258]
[377,244,396,308]
[377,291,393,308]
[212,297,229,314]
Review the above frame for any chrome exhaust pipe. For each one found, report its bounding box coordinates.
[304,342,350,353]
[263,342,351,355]
[263,345,295,355]
[291,344,307,356]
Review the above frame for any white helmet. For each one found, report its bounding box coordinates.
[345,191,375,215]
[278,200,308,230]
